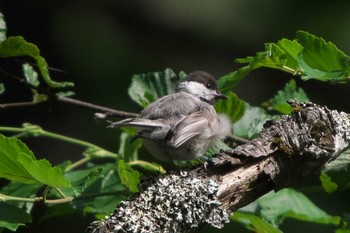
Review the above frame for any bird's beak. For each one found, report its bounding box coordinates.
[215,93,229,100]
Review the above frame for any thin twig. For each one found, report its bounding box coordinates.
[0,101,42,108]
[57,96,140,118]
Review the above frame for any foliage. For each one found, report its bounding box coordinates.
[0,11,350,233]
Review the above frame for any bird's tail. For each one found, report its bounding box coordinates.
[108,118,167,130]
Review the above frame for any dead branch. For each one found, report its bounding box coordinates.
[87,100,350,233]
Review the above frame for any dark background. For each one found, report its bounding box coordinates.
[1,1,350,232]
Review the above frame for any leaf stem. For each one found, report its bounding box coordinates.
[128,160,166,174]
[0,124,119,171]
[65,157,92,172]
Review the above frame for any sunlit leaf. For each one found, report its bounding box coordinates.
[117,160,140,193]
[319,172,338,194]
[231,211,282,233]
[0,134,71,188]
[297,30,350,82]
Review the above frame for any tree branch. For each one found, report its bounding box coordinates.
[87,100,350,233]
[57,96,140,118]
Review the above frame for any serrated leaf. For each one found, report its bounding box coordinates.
[0,134,39,183]
[128,68,183,108]
[265,79,309,114]
[0,134,71,188]
[233,104,274,139]
[219,39,303,92]
[0,202,31,231]
[231,211,282,233]
[16,152,71,188]
[0,82,4,94]
[0,12,6,42]
[0,36,74,88]
[277,38,303,69]
[215,91,245,122]
[256,188,340,226]
[322,150,350,191]
[117,160,140,193]
[297,30,350,82]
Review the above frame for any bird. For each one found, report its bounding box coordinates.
[109,71,232,162]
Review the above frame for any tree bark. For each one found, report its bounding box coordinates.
[87,100,350,233]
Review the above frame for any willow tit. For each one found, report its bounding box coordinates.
[109,71,232,161]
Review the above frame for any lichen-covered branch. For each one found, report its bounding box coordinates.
[87,100,350,233]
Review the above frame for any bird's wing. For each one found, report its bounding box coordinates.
[170,110,211,148]
[108,118,167,130]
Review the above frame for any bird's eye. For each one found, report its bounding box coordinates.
[206,83,211,88]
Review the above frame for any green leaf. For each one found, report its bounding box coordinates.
[0,12,6,42]
[322,150,350,191]
[265,79,309,114]
[231,211,282,233]
[16,152,72,188]
[128,68,184,108]
[117,160,140,193]
[233,104,274,139]
[64,166,105,196]
[215,91,246,122]
[82,164,126,217]
[319,172,338,194]
[336,229,350,233]
[23,63,39,87]
[205,140,231,158]
[0,82,4,94]
[277,38,303,69]
[217,67,251,92]
[118,132,143,162]
[256,188,340,225]
[297,30,350,82]
[0,134,71,188]
[218,39,303,92]
[22,63,49,103]
[0,36,74,88]
[0,202,31,231]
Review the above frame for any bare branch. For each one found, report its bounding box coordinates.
[57,96,140,119]
[87,100,350,233]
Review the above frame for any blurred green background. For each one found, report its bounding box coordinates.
[1,1,350,232]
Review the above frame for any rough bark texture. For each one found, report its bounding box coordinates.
[87,100,350,233]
